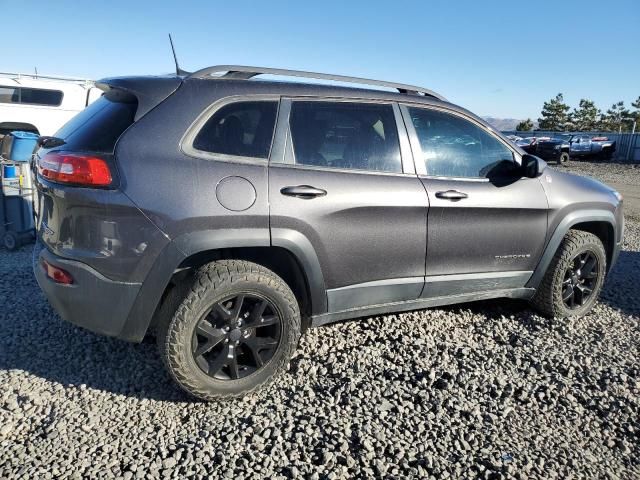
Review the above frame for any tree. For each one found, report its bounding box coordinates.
[515,118,534,131]
[569,99,600,131]
[538,94,570,131]
[631,96,640,126]
[599,101,631,132]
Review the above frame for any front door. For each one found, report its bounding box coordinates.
[401,104,548,297]
[269,99,429,314]
[571,135,591,156]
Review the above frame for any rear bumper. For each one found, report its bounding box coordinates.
[34,244,142,341]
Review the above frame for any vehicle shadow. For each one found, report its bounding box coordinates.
[2,248,636,401]
[598,250,640,316]
[0,252,188,401]
[444,250,640,319]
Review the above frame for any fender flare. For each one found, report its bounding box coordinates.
[119,228,327,341]
[526,209,616,289]
[271,228,327,315]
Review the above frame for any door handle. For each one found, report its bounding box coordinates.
[280,185,327,199]
[435,190,468,201]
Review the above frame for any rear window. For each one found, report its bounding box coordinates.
[0,86,63,106]
[192,101,278,159]
[54,91,137,153]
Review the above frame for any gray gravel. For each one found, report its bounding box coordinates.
[1,162,639,479]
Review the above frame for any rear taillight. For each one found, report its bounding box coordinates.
[41,259,74,285]
[38,152,112,187]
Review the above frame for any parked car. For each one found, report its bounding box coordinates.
[0,72,102,136]
[569,135,616,160]
[515,136,539,154]
[32,66,624,400]
[534,137,571,164]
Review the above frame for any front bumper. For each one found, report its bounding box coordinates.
[34,244,142,340]
[536,149,563,161]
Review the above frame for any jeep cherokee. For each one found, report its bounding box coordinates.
[32,66,624,400]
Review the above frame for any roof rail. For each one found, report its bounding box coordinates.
[187,65,446,101]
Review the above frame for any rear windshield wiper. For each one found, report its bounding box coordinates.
[37,136,66,148]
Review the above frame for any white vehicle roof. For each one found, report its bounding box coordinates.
[0,72,101,136]
[0,72,94,92]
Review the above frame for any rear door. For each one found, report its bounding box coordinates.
[401,104,548,297]
[269,99,428,314]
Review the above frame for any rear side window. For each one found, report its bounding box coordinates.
[289,101,402,173]
[408,107,513,178]
[0,86,63,106]
[192,101,278,159]
[54,91,137,153]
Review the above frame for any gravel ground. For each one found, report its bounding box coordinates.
[1,163,638,479]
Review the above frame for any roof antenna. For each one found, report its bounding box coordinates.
[168,34,188,76]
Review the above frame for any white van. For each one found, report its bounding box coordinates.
[0,72,102,136]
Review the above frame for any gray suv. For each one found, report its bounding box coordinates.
[33,66,624,400]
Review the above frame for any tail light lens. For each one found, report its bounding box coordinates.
[41,259,74,285]
[38,152,112,187]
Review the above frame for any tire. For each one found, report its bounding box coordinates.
[3,232,20,251]
[558,152,570,165]
[531,230,606,318]
[158,260,301,401]
[601,149,613,161]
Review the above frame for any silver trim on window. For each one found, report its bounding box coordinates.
[180,95,281,164]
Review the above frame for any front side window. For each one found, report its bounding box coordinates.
[289,101,402,173]
[193,101,278,159]
[408,107,514,178]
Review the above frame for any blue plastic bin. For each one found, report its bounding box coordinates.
[7,131,39,162]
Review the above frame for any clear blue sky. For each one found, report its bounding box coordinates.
[3,0,638,119]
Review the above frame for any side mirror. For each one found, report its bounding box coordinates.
[521,154,546,178]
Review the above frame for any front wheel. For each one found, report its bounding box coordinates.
[531,230,606,318]
[158,260,301,401]
[558,152,570,165]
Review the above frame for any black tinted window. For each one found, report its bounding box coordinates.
[408,107,514,178]
[193,101,278,159]
[54,92,137,152]
[0,86,63,106]
[19,88,63,106]
[290,101,402,173]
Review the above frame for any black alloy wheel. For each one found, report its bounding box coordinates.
[561,251,599,309]
[191,293,281,380]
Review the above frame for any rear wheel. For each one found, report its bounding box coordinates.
[531,230,606,318]
[2,232,20,251]
[601,149,614,160]
[158,260,301,401]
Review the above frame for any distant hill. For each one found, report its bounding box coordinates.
[482,117,538,131]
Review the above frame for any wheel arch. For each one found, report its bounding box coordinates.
[121,229,327,342]
[527,209,617,289]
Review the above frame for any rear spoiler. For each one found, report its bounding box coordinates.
[96,76,182,121]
